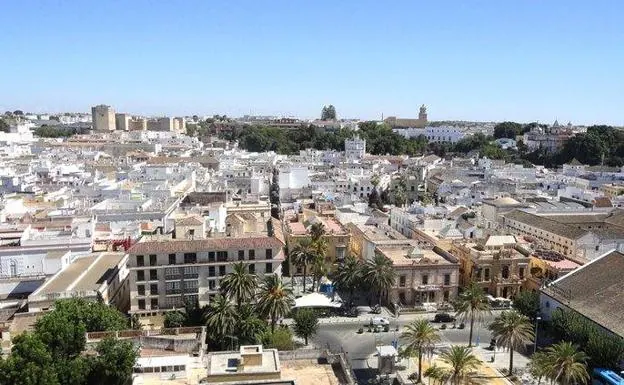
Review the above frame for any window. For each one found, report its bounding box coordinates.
[249,250,255,260]
[399,276,406,287]
[265,249,273,259]
[150,298,158,309]
[216,251,227,262]
[484,268,490,281]
[165,267,180,279]
[219,266,226,276]
[208,251,215,262]
[137,271,145,282]
[249,264,255,274]
[519,267,525,279]
[208,280,216,290]
[137,285,145,296]
[149,269,158,280]
[150,284,158,295]
[189,229,195,238]
[184,266,199,278]
[184,253,197,264]
[443,290,450,301]
[265,263,273,273]
[238,250,245,261]
[208,266,215,277]
[422,274,429,285]
[136,255,144,267]
[502,265,510,279]
[149,254,157,266]
[168,254,176,265]
[138,299,145,310]
[444,274,451,286]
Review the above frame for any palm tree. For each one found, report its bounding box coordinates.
[423,364,447,385]
[541,342,589,385]
[290,239,316,293]
[527,351,551,385]
[332,255,362,306]
[439,345,481,385]
[205,295,236,348]
[363,254,397,306]
[236,303,267,345]
[455,282,491,347]
[401,320,441,383]
[488,310,534,376]
[309,222,326,243]
[257,275,295,332]
[311,253,330,292]
[219,262,257,308]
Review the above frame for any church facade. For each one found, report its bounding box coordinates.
[384,105,428,128]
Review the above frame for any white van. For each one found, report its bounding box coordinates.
[370,317,390,326]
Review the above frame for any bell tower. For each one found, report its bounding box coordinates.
[418,104,428,123]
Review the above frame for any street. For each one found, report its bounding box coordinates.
[312,311,501,361]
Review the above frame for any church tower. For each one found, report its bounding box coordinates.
[418,104,428,123]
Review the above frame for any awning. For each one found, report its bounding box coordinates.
[294,292,342,308]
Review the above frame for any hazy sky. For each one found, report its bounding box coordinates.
[1,1,623,124]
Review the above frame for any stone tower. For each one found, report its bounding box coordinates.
[418,104,428,123]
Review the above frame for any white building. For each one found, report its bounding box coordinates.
[395,126,466,143]
[345,135,366,160]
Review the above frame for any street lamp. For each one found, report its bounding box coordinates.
[533,316,542,353]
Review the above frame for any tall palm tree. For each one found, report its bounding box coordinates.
[219,262,257,308]
[488,310,534,376]
[455,282,491,347]
[257,275,295,332]
[542,342,590,385]
[290,239,316,293]
[401,320,441,383]
[439,345,481,385]
[363,254,397,306]
[205,295,236,348]
[236,303,267,345]
[309,222,326,243]
[332,255,362,306]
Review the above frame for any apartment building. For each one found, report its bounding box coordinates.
[378,244,459,306]
[502,210,599,262]
[126,236,285,316]
[450,235,531,298]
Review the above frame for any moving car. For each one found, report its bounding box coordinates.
[432,313,456,323]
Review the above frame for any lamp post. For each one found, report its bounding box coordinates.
[533,316,542,353]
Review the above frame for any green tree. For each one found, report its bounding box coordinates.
[236,303,267,345]
[493,122,525,139]
[309,222,326,243]
[362,254,397,306]
[540,341,590,385]
[182,298,207,326]
[293,308,319,345]
[261,328,295,351]
[455,282,491,347]
[257,275,295,332]
[290,239,316,293]
[0,118,9,133]
[87,338,138,385]
[205,295,237,348]
[310,253,329,292]
[488,310,534,375]
[0,333,59,385]
[438,345,481,385]
[220,262,257,308]
[269,168,281,219]
[512,290,540,320]
[332,255,362,305]
[527,351,551,385]
[321,105,337,120]
[164,310,186,328]
[423,364,448,385]
[400,319,441,383]
[34,311,87,359]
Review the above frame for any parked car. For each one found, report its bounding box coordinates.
[433,313,456,323]
[371,305,382,314]
[370,317,390,326]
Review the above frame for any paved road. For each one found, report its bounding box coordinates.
[311,311,502,361]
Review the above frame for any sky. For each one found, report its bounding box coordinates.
[1,1,623,125]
